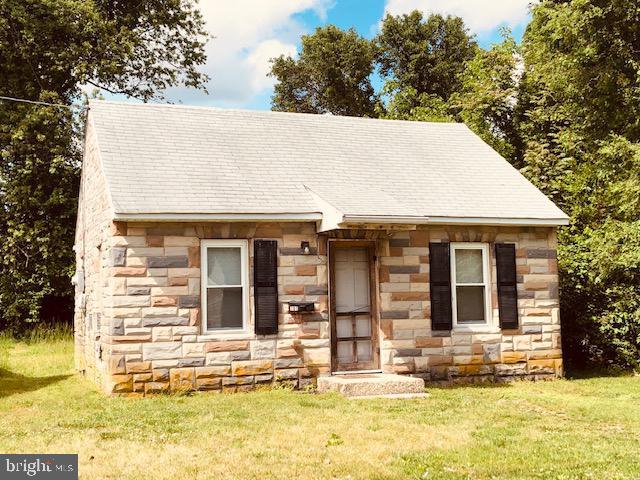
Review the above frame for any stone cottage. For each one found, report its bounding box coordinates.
[74,100,568,396]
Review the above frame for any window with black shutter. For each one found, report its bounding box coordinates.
[254,240,279,335]
[450,243,491,328]
[429,242,452,330]
[495,243,519,329]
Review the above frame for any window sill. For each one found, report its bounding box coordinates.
[452,325,501,335]
[198,330,253,341]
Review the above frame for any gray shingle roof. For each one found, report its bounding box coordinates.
[87,100,568,226]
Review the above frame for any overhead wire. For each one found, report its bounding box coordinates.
[0,95,85,110]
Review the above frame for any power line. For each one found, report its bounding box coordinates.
[0,95,85,110]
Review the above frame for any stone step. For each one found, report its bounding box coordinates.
[317,373,426,397]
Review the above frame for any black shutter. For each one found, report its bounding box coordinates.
[429,242,452,331]
[495,243,519,329]
[254,240,278,335]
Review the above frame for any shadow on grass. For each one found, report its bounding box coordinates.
[0,368,71,399]
[565,368,636,380]
[426,369,637,391]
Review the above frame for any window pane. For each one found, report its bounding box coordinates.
[207,287,243,329]
[207,247,241,286]
[456,286,486,324]
[337,341,353,361]
[355,316,371,337]
[455,249,484,283]
[357,340,372,361]
[336,318,353,338]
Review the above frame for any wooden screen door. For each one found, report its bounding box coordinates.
[330,241,379,372]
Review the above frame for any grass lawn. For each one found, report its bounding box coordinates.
[1,336,640,479]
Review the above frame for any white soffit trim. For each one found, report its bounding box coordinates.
[113,212,323,222]
[426,216,570,226]
[342,215,431,224]
[112,212,569,227]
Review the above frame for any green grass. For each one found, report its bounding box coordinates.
[1,336,640,479]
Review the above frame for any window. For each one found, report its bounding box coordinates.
[201,240,249,333]
[450,243,491,329]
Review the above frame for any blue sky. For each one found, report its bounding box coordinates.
[157,0,532,110]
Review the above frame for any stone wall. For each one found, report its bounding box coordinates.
[98,222,330,395]
[378,226,562,383]
[76,219,562,395]
[73,119,113,385]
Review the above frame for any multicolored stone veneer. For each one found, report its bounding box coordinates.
[74,217,561,396]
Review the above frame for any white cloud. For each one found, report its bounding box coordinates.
[384,0,532,32]
[246,39,298,92]
[166,0,332,106]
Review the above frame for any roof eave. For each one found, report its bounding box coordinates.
[112,212,570,227]
[341,215,431,224]
[112,212,322,222]
[332,215,570,230]
[425,216,570,227]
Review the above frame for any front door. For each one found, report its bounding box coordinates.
[329,241,379,372]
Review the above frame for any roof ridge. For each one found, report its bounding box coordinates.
[87,99,471,128]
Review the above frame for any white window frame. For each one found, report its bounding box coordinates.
[450,242,493,331]
[200,239,249,334]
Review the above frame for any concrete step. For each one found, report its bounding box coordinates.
[348,392,429,400]
[317,373,426,398]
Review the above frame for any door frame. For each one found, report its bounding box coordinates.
[328,239,380,373]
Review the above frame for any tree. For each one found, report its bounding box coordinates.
[0,0,209,332]
[452,30,523,164]
[520,0,640,369]
[0,98,79,330]
[270,26,377,116]
[377,81,454,122]
[520,0,640,205]
[557,137,640,370]
[377,11,477,103]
